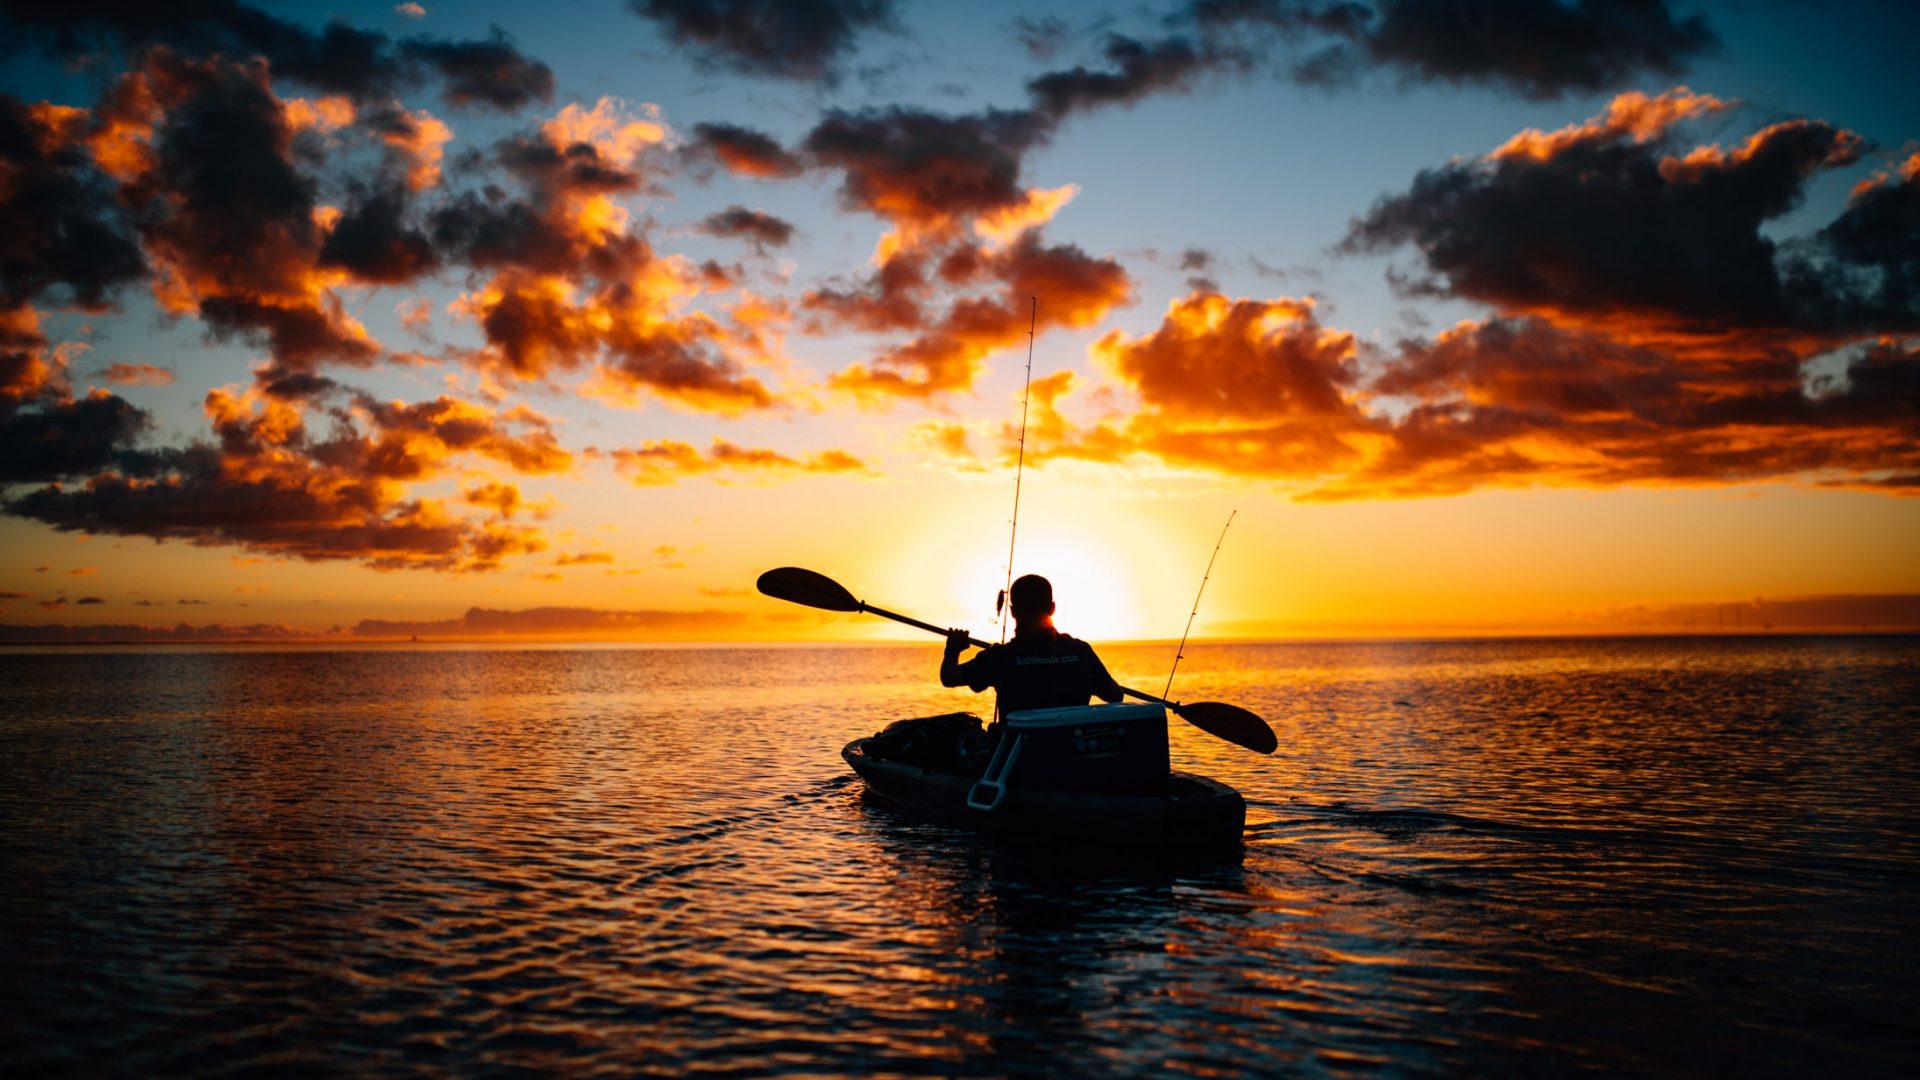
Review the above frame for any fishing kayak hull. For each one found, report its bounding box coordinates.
[842,736,1246,852]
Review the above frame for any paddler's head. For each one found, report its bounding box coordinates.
[1008,574,1055,635]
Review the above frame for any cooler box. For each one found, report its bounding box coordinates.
[1000,703,1169,795]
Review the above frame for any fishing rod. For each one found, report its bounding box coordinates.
[996,295,1037,642]
[1164,510,1236,702]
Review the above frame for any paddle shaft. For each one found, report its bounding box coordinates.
[860,601,991,650]
[858,600,1184,712]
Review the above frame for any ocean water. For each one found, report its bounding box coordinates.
[2,636,1917,1076]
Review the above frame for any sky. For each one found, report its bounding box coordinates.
[0,0,1916,643]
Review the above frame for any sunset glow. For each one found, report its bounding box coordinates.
[1,1,1916,644]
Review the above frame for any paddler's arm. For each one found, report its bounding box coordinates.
[1086,644,1124,704]
[940,628,981,689]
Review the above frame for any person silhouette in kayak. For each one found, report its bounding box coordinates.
[941,574,1124,716]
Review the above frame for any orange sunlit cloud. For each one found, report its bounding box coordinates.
[611,438,868,485]
[99,363,174,386]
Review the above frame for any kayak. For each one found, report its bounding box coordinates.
[841,704,1246,852]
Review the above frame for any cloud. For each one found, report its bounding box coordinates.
[786,27,1255,403]
[99,362,174,386]
[396,4,427,19]
[1189,0,1717,99]
[684,122,804,179]
[2,304,153,483]
[1596,594,1920,633]
[0,95,147,310]
[628,0,895,84]
[1,3,553,111]
[396,297,435,332]
[612,438,868,485]
[973,286,1920,498]
[75,595,104,604]
[0,386,152,483]
[353,604,747,639]
[430,100,781,413]
[695,206,796,252]
[5,379,571,572]
[381,37,520,101]
[0,619,305,643]
[1344,91,1899,344]
[1488,86,1730,161]
[821,233,1132,401]
[364,103,454,190]
[1819,150,1920,330]
[1328,321,1920,499]
[317,181,441,284]
[1004,292,1376,478]
[74,53,390,371]
[1026,33,1249,122]
[802,106,1051,238]
[554,550,614,566]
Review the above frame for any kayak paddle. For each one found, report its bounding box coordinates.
[755,566,1278,755]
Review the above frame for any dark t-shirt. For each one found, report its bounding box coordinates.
[950,630,1123,716]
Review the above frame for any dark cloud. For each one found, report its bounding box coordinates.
[1189,0,1716,99]
[1360,0,1715,98]
[75,596,104,604]
[0,95,147,310]
[317,182,441,283]
[1027,33,1248,122]
[0,388,151,483]
[685,122,804,179]
[0,2,553,111]
[695,206,795,252]
[1813,154,1920,329]
[630,0,893,83]
[0,619,305,643]
[1179,247,1218,291]
[1344,95,1896,340]
[803,106,1049,229]
[397,31,555,110]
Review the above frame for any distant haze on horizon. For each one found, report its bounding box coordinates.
[2,1,1916,643]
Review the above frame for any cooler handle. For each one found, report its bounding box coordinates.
[965,733,1023,812]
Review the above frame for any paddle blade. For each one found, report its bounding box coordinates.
[1174,701,1278,755]
[757,567,862,612]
